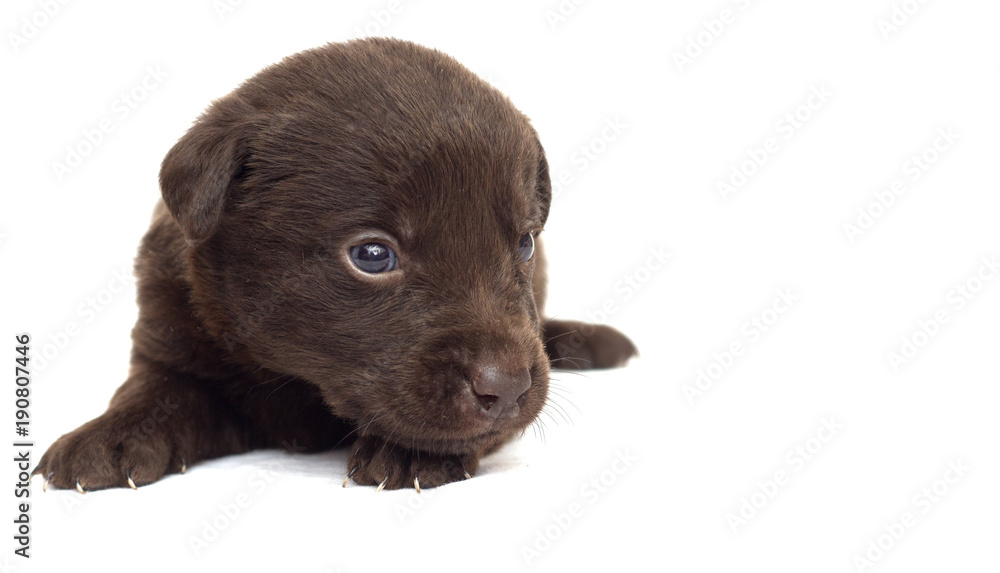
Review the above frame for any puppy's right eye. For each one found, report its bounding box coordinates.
[349,243,398,273]
[517,232,535,263]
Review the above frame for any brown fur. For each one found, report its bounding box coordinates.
[34,38,636,491]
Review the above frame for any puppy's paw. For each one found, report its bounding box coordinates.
[33,413,185,492]
[544,319,638,370]
[346,435,478,491]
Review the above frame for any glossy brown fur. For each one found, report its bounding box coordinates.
[35,38,636,491]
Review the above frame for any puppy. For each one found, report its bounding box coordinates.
[35,38,636,492]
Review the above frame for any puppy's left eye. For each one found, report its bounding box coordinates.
[517,233,534,263]
[349,242,398,273]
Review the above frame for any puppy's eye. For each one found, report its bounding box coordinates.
[349,242,398,273]
[517,233,534,263]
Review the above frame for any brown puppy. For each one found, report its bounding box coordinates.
[34,38,636,492]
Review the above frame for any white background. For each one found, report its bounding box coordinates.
[2,0,999,571]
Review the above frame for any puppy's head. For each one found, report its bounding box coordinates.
[160,39,551,455]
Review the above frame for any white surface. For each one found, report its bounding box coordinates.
[2,0,999,572]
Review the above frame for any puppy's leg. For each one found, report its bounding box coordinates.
[543,319,637,370]
[346,435,480,491]
[33,358,250,492]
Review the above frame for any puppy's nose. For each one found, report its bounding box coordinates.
[468,363,532,419]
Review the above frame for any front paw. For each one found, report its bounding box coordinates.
[346,435,478,491]
[33,412,185,492]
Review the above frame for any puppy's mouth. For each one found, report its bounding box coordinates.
[351,368,546,455]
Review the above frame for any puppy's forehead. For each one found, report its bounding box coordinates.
[334,83,541,226]
[238,39,545,248]
[402,129,540,230]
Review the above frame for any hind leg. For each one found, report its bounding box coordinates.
[543,319,637,370]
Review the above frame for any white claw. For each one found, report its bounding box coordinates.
[414,476,421,494]
[375,477,388,492]
[127,475,138,490]
[180,458,187,474]
[343,466,358,488]
[75,480,86,495]
[463,471,472,480]
[43,478,49,492]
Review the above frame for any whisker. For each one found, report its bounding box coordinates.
[379,419,403,459]
[547,394,582,421]
[543,398,574,426]
[548,356,594,370]
[542,313,567,325]
[335,409,386,448]
[549,361,593,373]
[245,372,291,397]
[539,407,560,429]
[542,329,579,346]
[529,418,547,445]
[550,369,591,378]
[263,375,296,405]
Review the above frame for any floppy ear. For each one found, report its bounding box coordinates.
[533,134,552,225]
[159,96,257,245]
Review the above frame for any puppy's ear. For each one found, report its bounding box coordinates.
[533,135,552,225]
[159,96,258,245]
